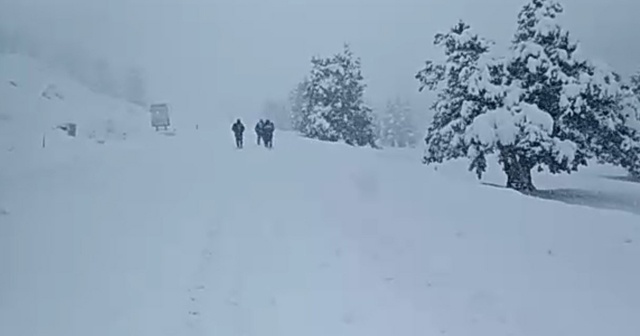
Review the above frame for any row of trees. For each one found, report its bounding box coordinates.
[417,0,640,191]
[274,0,640,192]
[285,46,417,148]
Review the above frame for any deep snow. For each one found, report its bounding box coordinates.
[1,55,640,336]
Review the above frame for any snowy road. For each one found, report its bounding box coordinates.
[179,131,432,336]
[0,129,434,336]
[2,127,640,336]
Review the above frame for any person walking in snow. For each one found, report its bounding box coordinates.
[262,119,275,148]
[231,119,245,148]
[255,119,265,145]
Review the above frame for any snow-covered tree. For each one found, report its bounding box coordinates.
[487,0,640,189]
[380,97,417,147]
[631,71,640,97]
[416,20,498,171]
[464,0,592,191]
[419,0,640,191]
[613,84,640,177]
[289,78,309,132]
[124,67,147,107]
[301,44,376,147]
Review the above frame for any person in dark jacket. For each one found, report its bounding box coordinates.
[255,119,265,145]
[231,119,245,148]
[262,119,275,148]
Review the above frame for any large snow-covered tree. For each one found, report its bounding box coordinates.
[419,0,640,191]
[416,20,498,172]
[464,0,592,191]
[380,97,417,147]
[475,0,640,190]
[300,44,376,147]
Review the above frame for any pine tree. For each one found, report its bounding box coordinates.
[380,98,417,147]
[465,0,590,191]
[419,0,640,191]
[289,78,309,132]
[301,44,376,146]
[300,55,339,141]
[612,84,640,177]
[416,20,498,172]
[477,0,640,190]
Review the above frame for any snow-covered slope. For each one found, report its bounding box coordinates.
[1,53,639,336]
[0,53,148,158]
[2,118,640,336]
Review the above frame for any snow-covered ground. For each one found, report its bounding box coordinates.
[0,54,149,158]
[1,55,639,336]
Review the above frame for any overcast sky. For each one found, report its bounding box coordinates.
[1,0,639,124]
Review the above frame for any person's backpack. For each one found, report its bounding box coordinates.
[264,121,274,132]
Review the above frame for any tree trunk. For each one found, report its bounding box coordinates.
[501,152,535,192]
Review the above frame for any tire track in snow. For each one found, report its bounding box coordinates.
[184,219,221,336]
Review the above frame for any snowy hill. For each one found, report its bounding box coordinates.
[0,53,148,159]
[1,54,640,336]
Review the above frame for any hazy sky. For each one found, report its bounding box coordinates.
[1,0,639,124]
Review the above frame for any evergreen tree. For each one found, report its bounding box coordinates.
[474,0,640,190]
[416,20,498,172]
[380,97,417,147]
[301,44,376,146]
[465,0,591,191]
[613,84,640,177]
[419,0,640,191]
[289,78,309,132]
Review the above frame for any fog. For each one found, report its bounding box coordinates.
[1,0,639,124]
